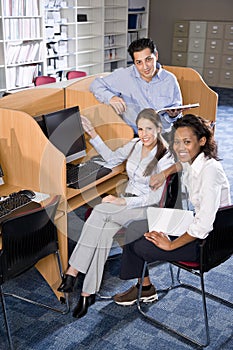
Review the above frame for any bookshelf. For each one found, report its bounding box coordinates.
[0,0,150,93]
[44,0,104,80]
[0,0,44,92]
[127,0,150,64]
[104,0,128,72]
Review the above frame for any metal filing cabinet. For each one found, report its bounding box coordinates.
[219,23,233,87]
[172,20,233,87]
[187,21,206,75]
[172,21,189,66]
[202,22,224,86]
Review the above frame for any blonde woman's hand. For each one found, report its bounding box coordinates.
[102,195,126,206]
[149,172,166,190]
[81,115,97,138]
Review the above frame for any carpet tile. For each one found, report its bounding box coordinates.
[0,88,232,350]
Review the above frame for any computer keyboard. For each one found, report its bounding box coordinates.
[66,160,112,189]
[0,191,41,223]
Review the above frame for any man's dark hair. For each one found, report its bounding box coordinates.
[127,38,157,61]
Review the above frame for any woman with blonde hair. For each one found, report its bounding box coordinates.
[58,108,175,318]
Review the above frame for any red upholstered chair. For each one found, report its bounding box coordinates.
[137,205,233,348]
[34,76,56,86]
[66,70,87,80]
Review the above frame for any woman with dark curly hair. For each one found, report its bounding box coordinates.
[113,114,231,306]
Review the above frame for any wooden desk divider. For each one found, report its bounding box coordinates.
[65,72,110,111]
[0,87,65,116]
[0,106,67,298]
[0,85,134,298]
[163,65,218,123]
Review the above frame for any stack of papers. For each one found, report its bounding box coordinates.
[147,207,194,237]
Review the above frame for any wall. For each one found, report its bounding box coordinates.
[148,0,233,65]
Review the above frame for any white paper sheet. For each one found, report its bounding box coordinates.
[147,207,194,237]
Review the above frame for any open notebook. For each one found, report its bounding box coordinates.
[147,207,194,237]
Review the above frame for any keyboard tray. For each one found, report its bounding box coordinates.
[67,161,112,189]
[0,201,41,224]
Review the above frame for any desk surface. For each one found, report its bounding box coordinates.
[34,79,78,89]
[0,162,127,210]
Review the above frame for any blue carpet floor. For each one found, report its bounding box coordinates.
[0,88,232,350]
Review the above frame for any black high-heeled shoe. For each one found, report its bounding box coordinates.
[72,294,96,319]
[57,274,78,293]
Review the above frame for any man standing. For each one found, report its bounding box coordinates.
[90,38,183,135]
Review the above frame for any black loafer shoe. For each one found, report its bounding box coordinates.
[72,294,96,319]
[57,274,77,293]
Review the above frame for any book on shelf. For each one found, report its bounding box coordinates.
[4,0,39,17]
[6,67,17,90]
[156,103,200,114]
[7,64,37,89]
[12,0,19,16]
[6,43,19,64]
[15,65,37,87]
[147,207,194,237]
[5,17,41,41]
[25,0,39,16]
[17,44,31,63]
[128,13,143,30]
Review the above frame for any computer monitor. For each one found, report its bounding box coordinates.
[43,105,87,163]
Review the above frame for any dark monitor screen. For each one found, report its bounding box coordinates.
[43,106,86,163]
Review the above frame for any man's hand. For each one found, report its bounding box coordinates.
[110,96,127,115]
[102,195,126,206]
[144,231,172,250]
[166,109,183,118]
[149,172,166,191]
